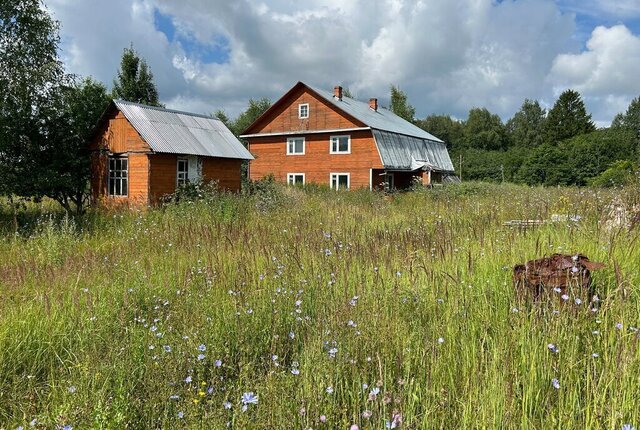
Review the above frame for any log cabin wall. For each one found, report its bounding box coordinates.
[202,158,243,191]
[149,153,177,204]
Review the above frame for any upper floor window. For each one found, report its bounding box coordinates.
[287,137,305,155]
[108,155,128,196]
[298,103,309,119]
[330,135,351,154]
[177,158,189,186]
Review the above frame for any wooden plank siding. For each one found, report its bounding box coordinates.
[202,158,244,191]
[249,130,383,189]
[248,87,366,135]
[149,154,177,204]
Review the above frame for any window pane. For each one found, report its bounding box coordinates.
[339,137,349,152]
[295,139,303,153]
[338,175,348,188]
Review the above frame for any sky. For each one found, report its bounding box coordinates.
[47,0,640,127]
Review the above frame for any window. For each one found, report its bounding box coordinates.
[177,158,189,186]
[287,137,305,155]
[298,103,309,119]
[287,173,305,185]
[330,173,350,190]
[330,135,351,154]
[108,155,128,196]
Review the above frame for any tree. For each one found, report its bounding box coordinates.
[0,0,66,199]
[611,96,640,139]
[417,115,465,152]
[230,98,272,138]
[506,99,546,148]
[390,85,415,123]
[112,46,162,107]
[463,107,509,151]
[40,78,110,214]
[544,89,595,144]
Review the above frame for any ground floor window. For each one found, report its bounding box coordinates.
[108,155,128,196]
[287,173,305,185]
[330,173,350,190]
[177,158,189,186]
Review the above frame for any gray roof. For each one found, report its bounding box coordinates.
[372,130,455,172]
[308,85,444,143]
[114,100,253,160]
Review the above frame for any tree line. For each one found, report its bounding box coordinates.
[390,86,640,187]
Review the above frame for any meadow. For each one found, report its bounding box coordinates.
[0,182,639,429]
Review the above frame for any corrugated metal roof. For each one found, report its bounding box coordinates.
[307,85,444,143]
[372,129,455,172]
[114,100,253,160]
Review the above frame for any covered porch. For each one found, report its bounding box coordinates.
[371,168,443,190]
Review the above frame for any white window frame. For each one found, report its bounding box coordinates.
[287,137,305,155]
[330,135,351,154]
[287,173,305,185]
[177,158,189,187]
[330,172,350,190]
[108,155,128,197]
[298,103,309,119]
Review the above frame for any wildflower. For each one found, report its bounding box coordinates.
[561,294,569,301]
[67,385,77,394]
[295,300,302,307]
[326,386,334,394]
[552,378,560,389]
[291,368,300,375]
[547,344,559,353]
[272,354,278,361]
[622,425,636,430]
[63,426,73,430]
[223,401,232,409]
[362,383,369,390]
[553,288,561,293]
[215,359,222,367]
[150,325,158,332]
[592,353,599,358]
[197,354,205,361]
[328,347,338,358]
[169,394,180,400]
[163,345,171,352]
[350,425,359,430]
[362,410,372,419]
[289,331,295,339]
[616,323,623,330]
[29,419,37,427]
[437,337,445,344]
[575,298,582,305]
[198,344,206,351]
[571,266,579,273]
[177,411,184,419]
[241,392,258,409]
[299,407,306,416]
[511,307,519,313]
[320,415,327,423]
[371,387,380,395]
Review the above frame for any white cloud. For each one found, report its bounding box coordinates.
[549,24,640,125]
[46,0,639,125]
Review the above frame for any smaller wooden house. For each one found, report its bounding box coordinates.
[89,100,253,206]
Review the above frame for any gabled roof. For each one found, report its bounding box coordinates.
[108,100,253,160]
[306,85,443,143]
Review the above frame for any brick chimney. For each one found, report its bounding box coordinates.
[369,98,378,111]
[333,86,343,101]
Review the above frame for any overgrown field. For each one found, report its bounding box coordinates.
[1,183,639,429]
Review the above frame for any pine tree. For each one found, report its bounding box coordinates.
[544,89,595,144]
[112,46,162,107]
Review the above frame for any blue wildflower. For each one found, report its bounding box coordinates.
[197,354,205,361]
[198,344,206,351]
[552,378,560,389]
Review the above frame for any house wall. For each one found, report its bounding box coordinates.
[202,158,244,191]
[248,86,366,135]
[248,130,383,189]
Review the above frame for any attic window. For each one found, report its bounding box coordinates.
[108,155,128,196]
[298,103,309,119]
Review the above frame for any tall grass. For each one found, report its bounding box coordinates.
[0,184,638,429]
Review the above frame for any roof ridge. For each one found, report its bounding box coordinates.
[114,99,219,121]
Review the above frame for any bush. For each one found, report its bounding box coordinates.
[589,160,638,188]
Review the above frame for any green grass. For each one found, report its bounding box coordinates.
[1,183,639,429]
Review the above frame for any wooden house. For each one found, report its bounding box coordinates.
[241,82,455,190]
[89,100,253,206]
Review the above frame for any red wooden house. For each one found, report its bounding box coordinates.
[89,100,253,206]
[241,82,455,190]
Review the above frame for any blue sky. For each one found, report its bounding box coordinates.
[48,0,640,126]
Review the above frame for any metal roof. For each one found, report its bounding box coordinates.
[114,100,253,160]
[372,129,455,172]
[307,85,444,143]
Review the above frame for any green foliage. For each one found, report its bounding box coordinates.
[611,96,640,141]
[112,46,162,107]
[589,160,638,188]
[390,85,415,123]
[417,115,464,152]
[1,186,639,428]
[232,98,272,137]
[463,107,510,150]
[544,89,595,144]
[0,0,66,198]
[507,99,546,148]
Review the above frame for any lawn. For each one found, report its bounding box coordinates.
[0,183,638,429]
